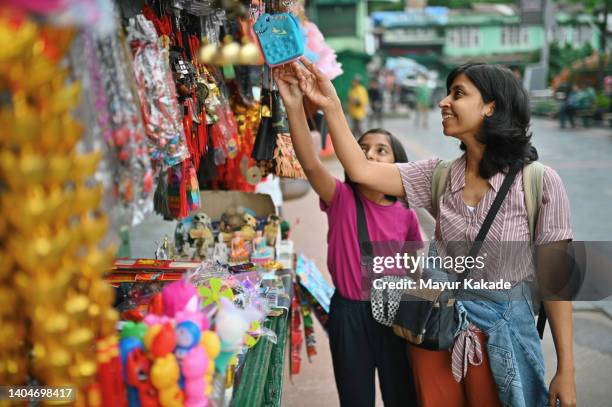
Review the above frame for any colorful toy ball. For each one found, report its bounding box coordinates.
[151,323,177,358]
[175,320,201,359]
[162,280,199,318]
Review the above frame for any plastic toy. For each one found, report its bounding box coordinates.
[251,230,274,264]
[189,212,214,260]
[150,323,177,359]
[230,231,249,262]
[214,297,262,372]
[198,278,234,307]
[121,321,148,342]
[264,215,280,247]
[126,348,160,407]
[181,345,209,407]
[162,280,199,319]
[174,221,189,257]
[120,336,144,407]
[175,320,201,360]
[150,354,183,407]
[240,212,257,241]
[212,234,229,264]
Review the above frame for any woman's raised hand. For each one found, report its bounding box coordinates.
[293,57,340,111]
[274,64,303,110]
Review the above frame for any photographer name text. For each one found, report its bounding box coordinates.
[372,278,512,291]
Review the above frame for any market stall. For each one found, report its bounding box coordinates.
[0,0,342,405]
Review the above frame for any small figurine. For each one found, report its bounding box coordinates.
[212,234,229,264]
[218,214,234,244]
[174,221,189,257]
[225,207,245,230]
[189,212,214,260]
[155,236,173,260]
[230,231,249,263]
[240,211,257,241]
[264,215,280,247]
[251,230,273,264]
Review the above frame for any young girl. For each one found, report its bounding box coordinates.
[275,68,420,407]
[283,59,577,407]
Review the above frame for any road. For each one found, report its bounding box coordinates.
[280,111,612,406]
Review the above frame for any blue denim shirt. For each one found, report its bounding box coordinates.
[457,284,549,407]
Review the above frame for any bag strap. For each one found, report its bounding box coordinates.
[523,161,547,339]
[431,159,454,218]
[522,161,545,240]
[463,164,521,279]
[352,185,372,262]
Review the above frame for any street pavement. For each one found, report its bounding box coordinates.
[280,110,612,406]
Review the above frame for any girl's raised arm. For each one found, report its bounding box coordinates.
[295,58,405,198]
[274,67,336,205]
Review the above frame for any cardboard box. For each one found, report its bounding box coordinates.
[198,191,277,219]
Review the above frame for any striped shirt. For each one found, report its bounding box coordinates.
[396,155,573,282]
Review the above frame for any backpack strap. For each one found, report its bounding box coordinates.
[522,161,547,338]
[431,159,454,219]
[522,161,545,240]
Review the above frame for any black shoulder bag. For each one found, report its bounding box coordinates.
[355,166,519,350]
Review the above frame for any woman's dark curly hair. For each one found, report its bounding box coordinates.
[447,63,538,178]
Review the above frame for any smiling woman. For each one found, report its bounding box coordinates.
[441,64,538,179]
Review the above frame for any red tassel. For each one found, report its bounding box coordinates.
[179,160,189,218]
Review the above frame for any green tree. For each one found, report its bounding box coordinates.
[548,41,594,82]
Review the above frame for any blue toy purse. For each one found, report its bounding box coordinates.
[253,13,304,66]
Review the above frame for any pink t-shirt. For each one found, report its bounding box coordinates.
[320,179,423,300]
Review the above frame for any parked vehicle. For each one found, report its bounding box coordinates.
[399,75,445,109]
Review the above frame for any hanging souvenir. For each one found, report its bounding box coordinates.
[271,91,305,179]
[253,12,304,66]
[251,89,277,163]
[127,14,190,170]
[94,20,154,225]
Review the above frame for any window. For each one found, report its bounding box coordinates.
[575,25,592,45]
[316,4,357,37]
[383,28,437,44]
[552,26,568,44]
[502,25,529,46]
[447,27,480,48]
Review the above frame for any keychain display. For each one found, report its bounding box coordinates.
[94,17,154,225]
[128,14,190,169]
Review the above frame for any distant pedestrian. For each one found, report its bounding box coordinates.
[414,75,431,129]
[347,74,369,136]
[368,78,384,128]
[559,84,579,129]
[384,70,399,112]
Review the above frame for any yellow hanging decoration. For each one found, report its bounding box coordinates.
[0,13,118,405]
